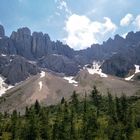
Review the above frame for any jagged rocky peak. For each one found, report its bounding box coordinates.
[10,27,33,59]
[114,34,124,41]
[126,31,134,39]
[0,25,5,38]
[18,27,31,36]
[10,27,31,40]
[32,31,47,57]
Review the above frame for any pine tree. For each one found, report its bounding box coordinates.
[71,91,79,113]
[120,94,128,124]
[107,92,116,121]
[91,86,101,116]
[61,97,65,104]
[82,93,88,140]
[34,100,40,114]
[86,111,98,140]
[125,107,134,140]
[39,108,49,140]
[115,96,121,121]
[23,109,41,140]
[70,109,75,140]
[11,110,18,139]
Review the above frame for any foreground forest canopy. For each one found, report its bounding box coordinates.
[0,87,140,140]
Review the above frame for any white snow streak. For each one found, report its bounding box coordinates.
[1,54,6,57]
[63,76,78,86]
[135,65,140,73]
[39,81,43,91]
[40,71,45,78]
[125,65,140,81]
[0,76,13,96]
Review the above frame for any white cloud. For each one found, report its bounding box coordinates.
[56,0,71,15]
[120,13,133,26]
[64,14,117,50]
[134,15,140,30]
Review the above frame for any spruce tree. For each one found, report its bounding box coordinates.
[71,91,79,113]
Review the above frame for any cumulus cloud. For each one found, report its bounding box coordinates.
[133,15,140,30]
[120,13,133,26]
[64,14,117,50]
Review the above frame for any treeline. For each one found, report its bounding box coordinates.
[0,86,140,140]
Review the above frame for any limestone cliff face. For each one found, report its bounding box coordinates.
[0,55,39,85]
[10,27,33,59]
[32,32,52,58]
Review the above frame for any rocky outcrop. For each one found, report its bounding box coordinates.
[101,44,140,77]
[0,25,5,38]
[0,55,39,85]
[10,27,33,59]
[0,36,17,54]
[32,32,52,58]
[38,54,79,75]
[101,54,135,77]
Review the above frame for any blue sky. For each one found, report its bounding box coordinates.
[0,0,140,50]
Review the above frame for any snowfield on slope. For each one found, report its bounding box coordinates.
[40,71,46,78]
[0,76,13,96]
[84,61,108,78]
[125,65,140,81]
[63,76,78,86]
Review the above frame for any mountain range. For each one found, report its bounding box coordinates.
[1,25,140,84]
[0,24,140,112]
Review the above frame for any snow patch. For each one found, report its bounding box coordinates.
[1,54,6,57]
[85,61,108,77]
[125,74,135,81]
[40,71,45,78]
[28,60,37,64]
[0,76,14,96]
[125,65,140,81]
[63,76,78,86]
[135,65,140,73]
[38,81,43,91]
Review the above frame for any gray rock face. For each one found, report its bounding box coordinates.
[38,54,79,75]
[101,44,140,77]
[51,41,74,58]
[10,27,33,59]
[32,32,47,58]
[0,37,17,54]
[101,54,135,77]
[0,25,5,37]
[0,55,39,85]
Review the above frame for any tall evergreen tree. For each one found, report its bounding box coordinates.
[70,109,76,140]
[107,92,116,121]
[71,91,79,113]
[34,100,40,114]
[91,86,101,116]
[120,94,128,124]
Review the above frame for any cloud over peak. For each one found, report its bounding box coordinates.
[134,15,140,30]
[64,14,117,50]
[120,13,133,26]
